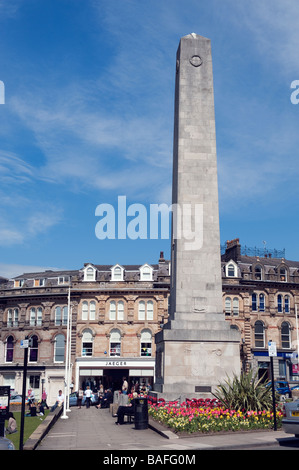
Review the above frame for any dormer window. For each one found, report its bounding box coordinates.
[225,260,238,278]
[280,267,287,282]
[139,264,153,281]
[83,265,96,282]
[111,265,124,282]
[254,265,262,280]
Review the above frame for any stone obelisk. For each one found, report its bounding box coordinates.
[154,34,240,399]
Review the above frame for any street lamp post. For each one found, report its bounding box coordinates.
[61,287,71,419]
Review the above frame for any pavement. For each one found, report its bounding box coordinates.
[33,405,296,452]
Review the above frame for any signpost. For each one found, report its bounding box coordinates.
[268,341,277,431]
[20,336,30,450]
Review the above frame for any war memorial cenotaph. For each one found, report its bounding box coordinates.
[153,33,240,400]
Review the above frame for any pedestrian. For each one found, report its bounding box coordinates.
[41,389,49,409]
[77,388,83,409]
[115,392,137,425]
[6,412,17,434]
[51,390,64,411]
[84,385,92,408]
[122,377,128,395]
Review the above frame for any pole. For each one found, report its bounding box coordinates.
[61,287,71,419]
[270,355,277,431]
[19,337,29,450]
[66,306,72,412]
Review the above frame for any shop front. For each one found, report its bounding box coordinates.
[75,357,155,393]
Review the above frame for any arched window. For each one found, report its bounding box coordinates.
[82,301,88,321]
[5,336,14,363]
[109,329,121,357]
[109,301,116,320]
[277,294,282,313]
[29,335,38,362]
[139,265,153,281]
[86,266,95,281]
[82,329,93,357]
[55,306,61,325]
[281,322,291,349]
[54,334,65,362]
[225,297,231,315]
[233,297,239,316]
[140,329,152,356]
[252,293,257,311]
[138,301,146,320]
[62,306,68,325]
[30,308,36,326]
[90,301,96,320]
[284,295,290,313]
[111,265,124,281]
[117,301,124,320]
[227,263,236,277]
[254,321,265,348]
[7,309,19,327]
[259,294,265,311]
[147,301,154,320]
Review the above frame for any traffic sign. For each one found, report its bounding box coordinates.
[268,341,277,357]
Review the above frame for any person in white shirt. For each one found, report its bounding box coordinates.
[51,390,64,412]
[84,386,92,408]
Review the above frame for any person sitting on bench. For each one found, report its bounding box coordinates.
[96,389,113,409]
[115,392,138,425]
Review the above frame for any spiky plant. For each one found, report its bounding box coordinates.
[212,370,276,411]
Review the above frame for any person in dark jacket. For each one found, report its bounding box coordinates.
[115,392,137,425]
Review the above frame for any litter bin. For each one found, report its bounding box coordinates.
[134,397,148,430]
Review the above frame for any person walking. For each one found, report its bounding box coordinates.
[77,388,83,409]
[41,389,49,409]
[122,377,128,395]
[84,386,92,408]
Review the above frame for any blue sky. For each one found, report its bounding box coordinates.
[0,0,298,278]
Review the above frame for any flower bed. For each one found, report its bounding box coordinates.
[148,400,283,434]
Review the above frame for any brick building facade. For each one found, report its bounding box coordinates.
[1,241,298,404]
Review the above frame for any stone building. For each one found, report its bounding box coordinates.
[1,240,298,404]
[222,238,299,384]
[0,253,169,404]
